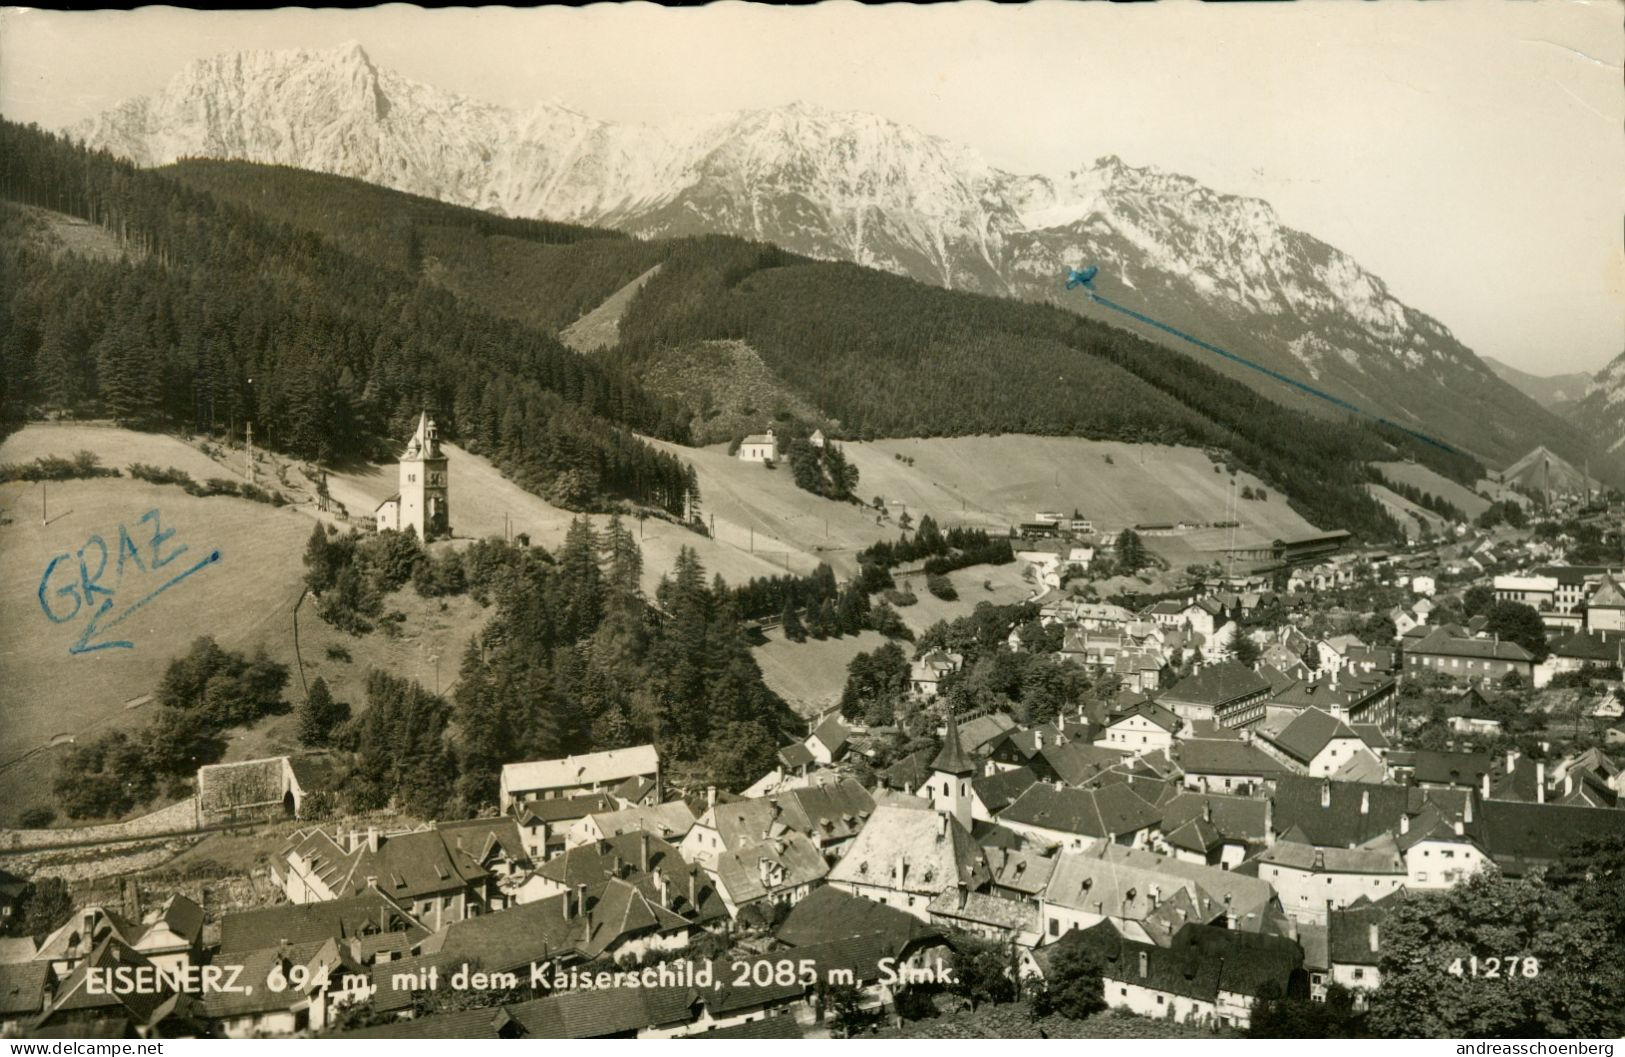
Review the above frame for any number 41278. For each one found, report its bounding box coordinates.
[1448,956,1540,978]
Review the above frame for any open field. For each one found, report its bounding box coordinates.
[646,434,1322,585]
[1372,461,1491,519]
[0,475,311,782]
[642,437,901,580]
[325,440,798,595]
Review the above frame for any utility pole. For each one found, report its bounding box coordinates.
[246,421,256,484]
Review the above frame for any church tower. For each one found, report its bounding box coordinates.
[398,412,449,540]
[929,709,976,830]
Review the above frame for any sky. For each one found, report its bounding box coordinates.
[2,2,1620,376]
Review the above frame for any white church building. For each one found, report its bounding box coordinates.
[375,412,450,540]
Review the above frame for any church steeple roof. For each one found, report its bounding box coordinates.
[932,709,976,776]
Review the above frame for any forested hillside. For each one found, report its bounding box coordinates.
[0,122,696,515]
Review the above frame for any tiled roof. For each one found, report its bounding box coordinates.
[932,711,976,776]
[777,886,937,949]
[1257,836,1405,875]
[1476,799,1625,876]
[516,793,619,827]
[586,802,697,842]
[983,846,1057,896]
[1108,699,1181,733]
[1094,844,1277,931]
[927,888,1041,934]
[1588,574,1625,609]
[1409,750,1492,787]
[1328,901,1391,966]
[1159,792,1269,843]
[713,833,829,906]
[0,961,49,1017]
[1269,776,1414,848]
[197,757,288,814]
[1036,741,1126,786]
[1408,628,1533,662]
[956,712,1017,753]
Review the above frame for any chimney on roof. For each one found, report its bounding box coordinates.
[687,871,698,909]
[1536,761,1546,804]
[1481,771,1491,799]
[706,785,717,809]
[1464,795,1473,825]
[367,827,380,854]
[1399,813,1409,835]
[938,812,950,840]
[1506,749,1518,773]
[575,883,587,920]
[1313,849,1325,871]
[1360,790,1370,815]
[1369,923,1380,951]
[1320,781,1331,809]
[1035,731,1045,750]
[1138,950,1148,978]
[640,833,651,873]
[1564,773,1574,797]
[1454,819,1464,836]
[1203,800,1213,824]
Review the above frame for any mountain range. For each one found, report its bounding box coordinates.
[66,41,1611,474]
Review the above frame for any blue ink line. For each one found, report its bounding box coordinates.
[1067,277,1458,455]
[69,548,222,655]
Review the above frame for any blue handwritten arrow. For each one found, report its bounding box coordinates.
[71,548,223,655]
[1063,267,1457,455]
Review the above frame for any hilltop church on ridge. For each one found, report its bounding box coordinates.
[374,412,450,541]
